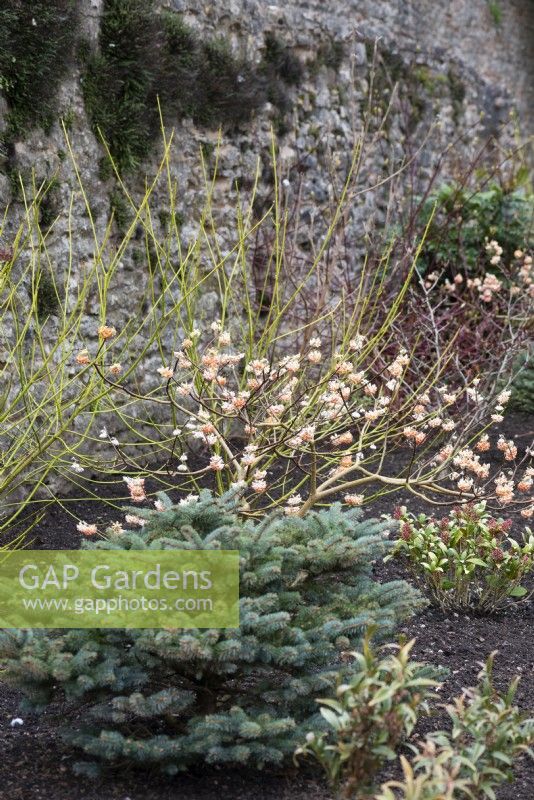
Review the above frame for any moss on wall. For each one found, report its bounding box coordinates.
[314,38,345,72]
[37,176,62,232]
[365,40,468,136]
[80,0,159,175]
[0,0,79,141]
[262,33,303,86]
[34,271,60,320]
[109,187,134,234]
[447,67,466,125]
[0,0,344,179]
[81,2,308,175]
[187,36,266,128]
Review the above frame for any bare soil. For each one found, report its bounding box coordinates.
[0,412,532,800]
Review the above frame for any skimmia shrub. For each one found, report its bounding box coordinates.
[375,654,534,800]
[416,181,533,276]
[389,501,534,612]
[295,636,440,797]
[374,752,472,800]
[0,491,424,775]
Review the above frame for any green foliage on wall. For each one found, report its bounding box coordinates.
[262,33,303,86]
[82,2,306,175]
[315,38,345,72]
[81,0,159,176]
[187,36,266,128]
[488,0,503,26]
[447,67,466,125]
[0,0,342,177]
[364,40,468,135]
[109,187,134,234]
[260,32,304,121]
[34,271,60,320]
[0,0,79,141]
[37,176,61,231]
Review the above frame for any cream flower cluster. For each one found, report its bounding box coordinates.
[78,319,534,518]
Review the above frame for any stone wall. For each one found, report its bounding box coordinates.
[0,0,532,327]
[1,1,532,263]
[0,0,530,346]
[0,0,532,342]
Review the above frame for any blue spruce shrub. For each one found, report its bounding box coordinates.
[0,490,423,775]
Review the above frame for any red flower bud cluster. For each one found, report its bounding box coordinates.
[400,523,412,541]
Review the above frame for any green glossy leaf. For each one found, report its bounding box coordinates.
[508,585,528,597]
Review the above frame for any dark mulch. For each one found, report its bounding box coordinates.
[0,411,533,799]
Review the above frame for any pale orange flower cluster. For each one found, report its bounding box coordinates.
[75,319,534,517]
